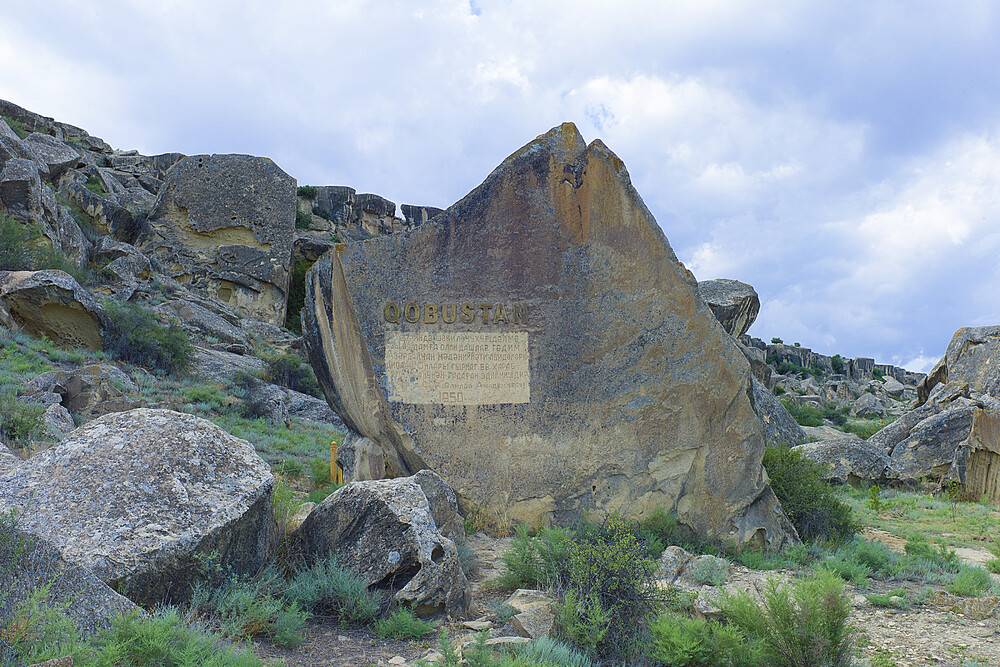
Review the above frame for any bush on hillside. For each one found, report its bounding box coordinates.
[283,555,383,623]
[779,399,824,427]
[296,185,318,199]
[719,569,856,667]
[648,611,762,667]
[0,214,94,284]
[762,447,856,542]
[263,351,321,397]
[0,390,44,445]
[283,259,311,333]
[102,301,192,375]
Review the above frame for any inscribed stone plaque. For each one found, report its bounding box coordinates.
[385,331,530,405]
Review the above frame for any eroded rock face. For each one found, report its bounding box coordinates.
[0,270,105,349]
[0,409,276,605]
[304,123,795,547]
[141,154,296,325]
[22,363,138,420]
[748,376,806,446]
[295,471,469,615]
[697,279,760,337]
[1,524,138,638]
[918,325,1000,404]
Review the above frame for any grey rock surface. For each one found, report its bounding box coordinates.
[141,154,296,324]
[918,325,1000,404]
[697,278,761,337]
[748,376,807,446]
[295,473,469,616]
[0,409,276,605]
[793,436,898,484]
[23,132,79,178]
[1,523,138,638]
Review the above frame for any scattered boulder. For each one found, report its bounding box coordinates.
[153,298,249,348]
[793,436,898,484]
[0,270,105,349]
[413,469,466,545]
[284,389,346,428]
[190,345,267,384]
[918,325,1000,404]
[697,279,761,337]
[141,154,296,325]
[22,363,137,420]
[294,473,469,616]
[41,403,75,439]
[657,545,694,582]
[0,409,276,605]
[883,376,906,398]
[0,157,42,217]
[505,589,556,639]
[1,524,138,638]
[851,392,886,418]
[888,402,977,481]
[303,123,795,548]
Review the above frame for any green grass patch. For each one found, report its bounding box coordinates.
[947,565,992,597]
[779,398,824,427]
[374,608,435,640]
[841,418,892,440]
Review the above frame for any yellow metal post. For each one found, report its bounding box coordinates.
[330,440,344,485]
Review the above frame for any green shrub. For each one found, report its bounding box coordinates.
[947,565,992,597]
[0,214,94,285]
[263,351,321,397]
[648,611,762,667]
[842,418,891,440]
[831,355,845,375]
[496,524,574,590]
[85,174,107,195]
[689,556,729,586]
[779,399,824,427]
[554,590,609,657]
[720,569,856,667]
[307,482,343,504]
[866,588,912,609]
[762,447,856,542]
[771,337,783,344]
[188,571,307,647]
[283,555,382,623]
[903,535,957,568]
[0,390,43,445]
[562,515,659,661]
[295,209,313,230]
[272,478,304,536]
[987,559,1000,574]
[102,301,192,375]
[514,636,594,667]
[283,259,312,333]
[297,185,318,199]
[375,608,435,640]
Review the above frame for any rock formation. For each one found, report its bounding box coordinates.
[0,270,106,349]
[294,471,470,615]
[303,123,795,548]
[140,154,297,325]
[918,325,1000,404]
[0,409,276,605]
[697,279,760,337]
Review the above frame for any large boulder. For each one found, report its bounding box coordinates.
[748,376,806,446]
[0,157,41,217]
[0,409,276,605]
[141,154,296,325]
[697,279,760,337]
[1,522,138,639]
[21,363,138,420]
[0,270,105,349]
[294,471,469,616]
[949,409,1000,504]
[303,123,795,547]
[793,436,898,484]
[918,325,1000,404]
[887,402,977,481]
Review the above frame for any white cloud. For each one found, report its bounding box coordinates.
[2,0,1000,369]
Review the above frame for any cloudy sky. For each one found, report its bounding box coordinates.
[3,1,999,371]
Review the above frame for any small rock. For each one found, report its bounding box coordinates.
[484,636,531,647]
[657,545,693,582]
[505,588,556,639]
[388,657,407,666]
[463,620,493,631]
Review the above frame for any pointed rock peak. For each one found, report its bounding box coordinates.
[503,121,587,169]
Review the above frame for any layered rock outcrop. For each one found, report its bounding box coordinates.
[0,270,105,349]
[0,409,276,605]
[304,123,795,547]
[141,154,297,325]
